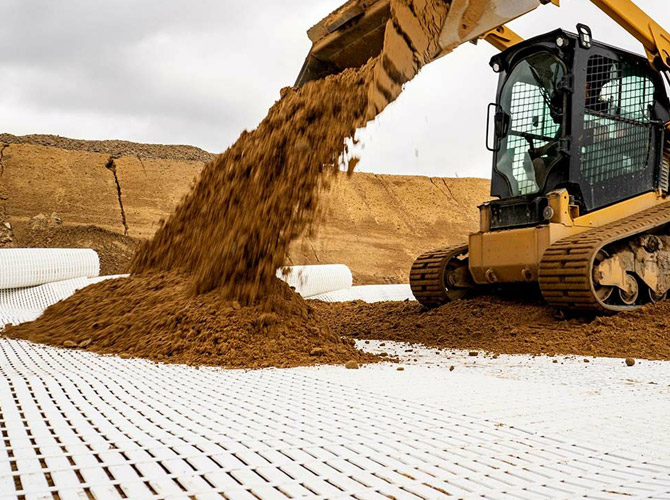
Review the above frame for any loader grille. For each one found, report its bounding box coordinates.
[660,140,670,193]
[581,55,655,184]
[507,81,561,195]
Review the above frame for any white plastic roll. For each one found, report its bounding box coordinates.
[0,248,100,289]
[310,284,415,303]
[277,264,353,298]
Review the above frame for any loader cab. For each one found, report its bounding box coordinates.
[486,28,670,230]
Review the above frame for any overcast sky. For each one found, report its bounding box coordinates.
[1,0,668,178]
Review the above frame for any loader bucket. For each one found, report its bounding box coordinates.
[295,0,547,87]
[295,0,391,87]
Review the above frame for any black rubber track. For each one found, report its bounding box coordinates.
[409,243,468,307]
[539,201,670,313]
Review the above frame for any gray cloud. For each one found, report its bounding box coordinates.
[0,0,343,151]
[1,0,668,177]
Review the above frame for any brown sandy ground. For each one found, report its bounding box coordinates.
[316,293,670,360]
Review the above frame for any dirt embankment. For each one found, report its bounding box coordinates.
[0,133,214,163]
[0,139,202,274]
[303,174,486,283]
[0,137,488,282]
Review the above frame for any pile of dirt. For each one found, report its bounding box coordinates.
[131,63,375,302]
[0,133,214,162]
[132,0,450,303]
[4,273,375,368]
[316,295,670,360]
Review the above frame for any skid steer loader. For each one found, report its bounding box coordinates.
[298,0,670,313]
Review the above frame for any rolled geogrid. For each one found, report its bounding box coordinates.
[310,284,415,303]
[277,264,353,298]
[0,248,99,289]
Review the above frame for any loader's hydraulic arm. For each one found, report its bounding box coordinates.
[481,25,524,52]
[297,0,670,96]
[483,0,670,72]
[587,0,670,72]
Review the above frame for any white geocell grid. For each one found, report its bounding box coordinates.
[1,338,670,500]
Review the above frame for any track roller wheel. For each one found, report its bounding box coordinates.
[592,249,614,303]
[647,287,667,303]
[618,274,639,306]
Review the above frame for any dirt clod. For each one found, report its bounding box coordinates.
[63,340,77,348]
[626,358,636,366]
[345,360,360,369]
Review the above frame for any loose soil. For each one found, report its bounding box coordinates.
[4,273,375,369]
[316,294,670,360]
[131,61,376,302]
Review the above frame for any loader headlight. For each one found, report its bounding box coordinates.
[556,36,566,48]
